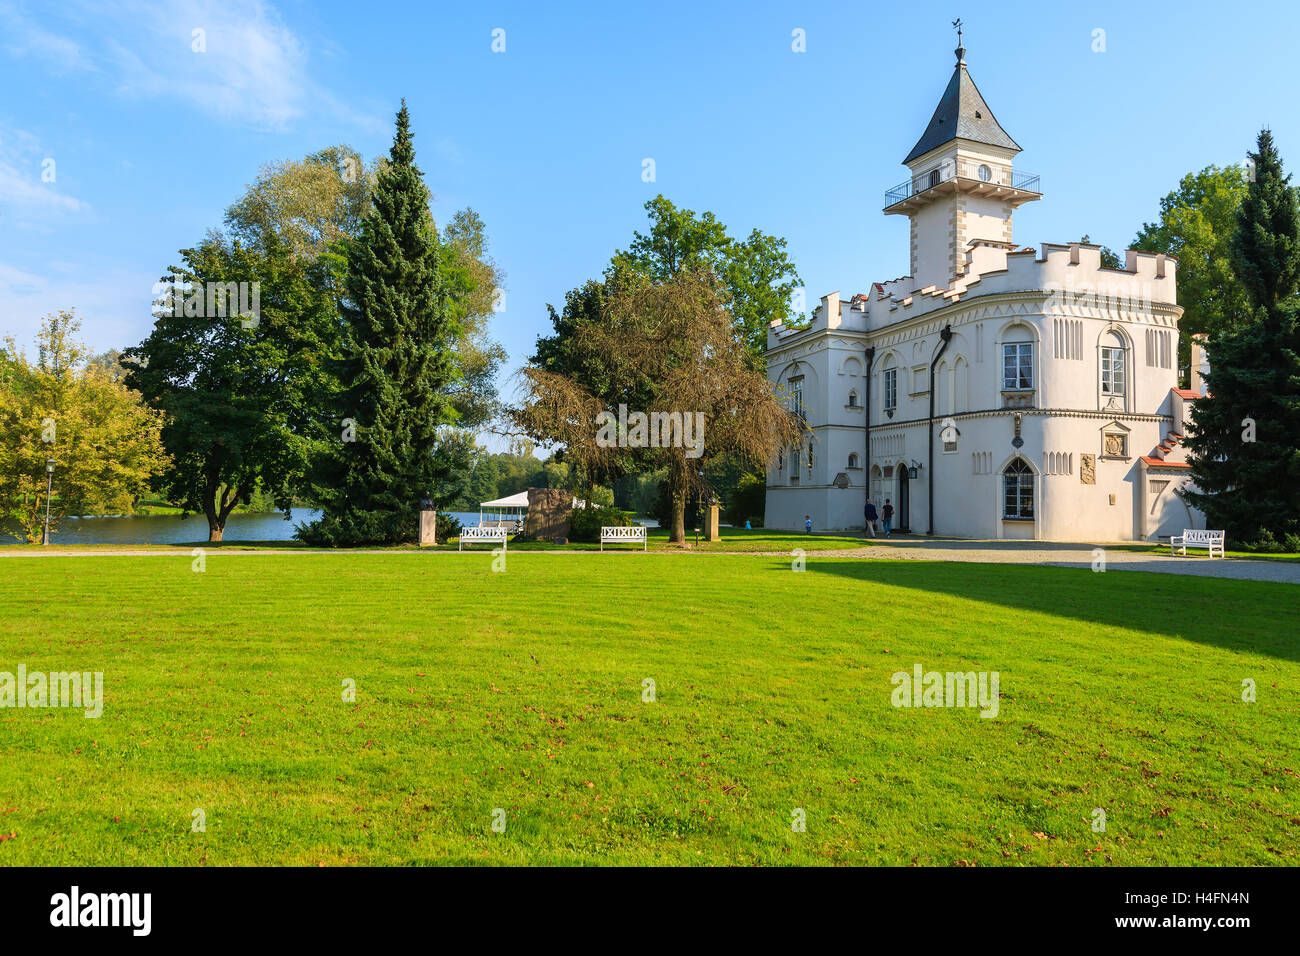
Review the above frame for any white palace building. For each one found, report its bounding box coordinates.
[764,40,1206,541]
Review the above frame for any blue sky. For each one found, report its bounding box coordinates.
[3,0,1297,432]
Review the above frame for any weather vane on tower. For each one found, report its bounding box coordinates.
[952,18,966,64]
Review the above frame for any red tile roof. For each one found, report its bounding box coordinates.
[1173,388,1201,399]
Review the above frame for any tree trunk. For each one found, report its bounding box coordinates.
[203,488,223,543]
[203,480,238,543]
[668,456,688,543]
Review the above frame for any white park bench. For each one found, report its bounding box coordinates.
[1169,529,1225,558]
[600,525,647,551]
[459,526,510,552]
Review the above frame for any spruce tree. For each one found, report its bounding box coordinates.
[1183,130,1300,546]
[303,101,459,545]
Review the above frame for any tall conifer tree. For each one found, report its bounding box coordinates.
[1184,130,1300,545]
[303,101,460,545]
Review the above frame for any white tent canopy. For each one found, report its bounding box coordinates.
[478,491,531,509]
[477,491,587,526]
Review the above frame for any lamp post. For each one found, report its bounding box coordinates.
[42,458,55,546]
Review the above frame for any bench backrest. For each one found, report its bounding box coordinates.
[1183,529,1224,543]
[461,526,509,541]
[601,526,646,540]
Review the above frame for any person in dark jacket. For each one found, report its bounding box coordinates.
[881,499,894,536]
[863,500,878,537]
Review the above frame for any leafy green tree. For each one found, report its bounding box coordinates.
[1131,166,1251,376]
[438,209,508,427]
[301,102,460,545]
[226,147,506,428]
[86,348,129,384]
[1,311,169,542]
[225,145,375,263]
[124,238,340,541]
[463,453,501,508]
[613,195,803,358]
[1183,130,1300,543]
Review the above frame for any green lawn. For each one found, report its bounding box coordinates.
[0,525,870,554]
[1,552,1295,866]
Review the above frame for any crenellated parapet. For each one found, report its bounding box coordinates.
[766,241,1180,352]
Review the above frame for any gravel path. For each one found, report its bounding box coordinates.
[788,539,1300,584]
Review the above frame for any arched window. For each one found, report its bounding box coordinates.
[1100,330,1126,398]
[848,453,860,469]
[928,168,941,189]
[848,389,858,408]
[1003,459,1034,519]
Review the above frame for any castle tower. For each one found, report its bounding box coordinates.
[883,36,1042,290]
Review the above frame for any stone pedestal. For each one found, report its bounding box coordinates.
[419,510,437,547]
[704,503,720,541]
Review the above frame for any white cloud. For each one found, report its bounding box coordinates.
[0,261,157,353]
[5,0,346,132]
[0,1,94,73]
[100,0,310,129]
[0,128,90,224]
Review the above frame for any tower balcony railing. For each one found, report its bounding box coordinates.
[884,161,1041,208]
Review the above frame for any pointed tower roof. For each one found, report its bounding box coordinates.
[903,44,1020,164]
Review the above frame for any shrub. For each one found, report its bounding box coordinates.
[437,512,463,541]
[569,505,635,543]
[723,473,766,526]
[1239,529,1281,553]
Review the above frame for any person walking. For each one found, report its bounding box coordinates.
[881,499,894,537]
[804,515,813,534]
[863,500,878,537]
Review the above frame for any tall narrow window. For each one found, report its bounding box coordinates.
[883,367,898,412]
[1002,343,1033,389]
[928,168,941,189]
[1101,332,1126,397]
[1003,459,1034,519]
[789,376,804,418]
